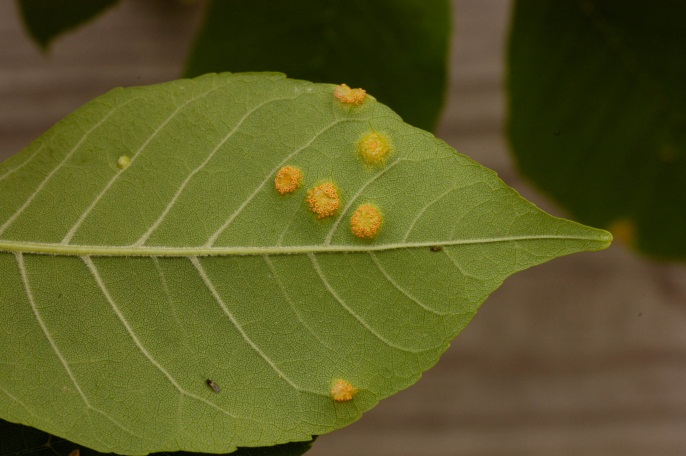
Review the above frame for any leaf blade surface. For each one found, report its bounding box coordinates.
[0,73,610,454]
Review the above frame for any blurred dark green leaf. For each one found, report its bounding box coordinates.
[184,0,450,132]
[0,418,315,456]
[507,0,686,260]
[17,0,118,50]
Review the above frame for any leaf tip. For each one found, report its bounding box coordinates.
[586,226,613,251]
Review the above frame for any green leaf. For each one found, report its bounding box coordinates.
[0,73,610,454]
[17,0,119,50]
[0,418,315,456]
[184,0,450,132]
[507,0,686,260]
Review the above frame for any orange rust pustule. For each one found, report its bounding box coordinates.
[306,182,340,219]
[334,84,366,105]
[351,204,382,239]
[274,165,303,195]
[330,379,357,402]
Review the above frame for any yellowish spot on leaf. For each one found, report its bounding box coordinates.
[358,132,391,165]
[351,204,382,239]
[330,379,357,402]
[274,165,303,195]
[609,218,635,246]
[117,155,131,170]
[306,182,340,219]
[334,83,366,105]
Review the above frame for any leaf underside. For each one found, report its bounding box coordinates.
[0,73,611,454]
[507,0,686,260]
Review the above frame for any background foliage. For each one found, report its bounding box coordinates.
[508,0,686,260]
[184,0,450,132]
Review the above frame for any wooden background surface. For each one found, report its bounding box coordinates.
[1,1,685,455]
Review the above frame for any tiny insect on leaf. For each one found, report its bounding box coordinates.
[206,379,221,393]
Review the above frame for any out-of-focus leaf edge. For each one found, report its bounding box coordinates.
[17,0,120,50]
[0,418,315,456]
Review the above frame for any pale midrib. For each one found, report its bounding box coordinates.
[0,234,609,257]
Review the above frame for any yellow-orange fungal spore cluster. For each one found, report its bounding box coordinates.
[306,182,340,219]
[351,204,382,239]
[357,132,391,165]
[334,84,366,105]
[330,379,357,402]
[274,165,303,195]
